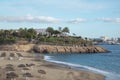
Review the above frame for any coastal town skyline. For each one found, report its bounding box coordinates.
[0,0,120,38]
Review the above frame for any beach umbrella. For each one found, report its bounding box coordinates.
[38,70,46,79]
[30,63,35,66]
[22,67,30,72]
[18,64,26,68]
[0,52,6,59]
[10,53,15,57]
[6,72,19,80]
[9,53,15,60]
[23,68,29,70]
[1,52,6,57]
[16,53,23,57]
[26,63,35,67]
[26,63,35,70]
[5,66,15,71]
[6,64,14,67]
[23,73,33,80]
[16,53,24,60]
[38,70,46,74]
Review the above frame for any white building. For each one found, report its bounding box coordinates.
[35,29,49,35]
[100,36,110,41]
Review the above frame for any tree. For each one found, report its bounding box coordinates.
[85,37,88,40]
[62,27,69,36]
[62,27,69,33]
[58,27,62,33]
[27,28,37,39]
[18,28,27,38]
[46,27,54,36]
[0,29,16,44]
[53,30,60,36]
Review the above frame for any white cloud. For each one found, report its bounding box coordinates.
[0,15,60,23]
[67,18,87,24]
[0,15,88,24]
[97,18,120,23]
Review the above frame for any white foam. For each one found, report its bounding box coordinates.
[44,55,52,60]
[44,56,109,74]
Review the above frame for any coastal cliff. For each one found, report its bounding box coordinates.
[0,44,108,53]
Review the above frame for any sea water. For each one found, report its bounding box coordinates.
[44,45,120,80]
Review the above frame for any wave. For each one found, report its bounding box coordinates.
[45,56,109,74]
[44,55,120,80]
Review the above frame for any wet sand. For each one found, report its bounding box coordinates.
[0,51,105,80]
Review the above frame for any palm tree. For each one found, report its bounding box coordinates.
[53,30,60,37]
[6,72,19,80]
[62,27,69,36]
[58,27,62,33]
[46,27,54,36]
[62,27,69,33]
[27,28,37,40]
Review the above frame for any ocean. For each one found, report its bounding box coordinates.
[44,45,120,80]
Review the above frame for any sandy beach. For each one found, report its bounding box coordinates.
[0,51,105,80]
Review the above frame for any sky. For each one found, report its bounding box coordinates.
[0,0,120,38]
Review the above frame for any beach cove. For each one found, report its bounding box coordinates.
[0,51,105,80]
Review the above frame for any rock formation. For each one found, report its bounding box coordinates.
[0,44,109,53]
[33,45,109,53]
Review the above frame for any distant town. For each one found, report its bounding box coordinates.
[92,36,120,45]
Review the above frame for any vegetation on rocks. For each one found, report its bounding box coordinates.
[0,27,92,46]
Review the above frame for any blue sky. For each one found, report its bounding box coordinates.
[0,0,120,38]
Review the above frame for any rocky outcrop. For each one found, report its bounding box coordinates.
[33,45,109,53]
[0,44,109,53]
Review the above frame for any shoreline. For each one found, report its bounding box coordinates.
[44,55,107,78]
[0,51,105,80]
[42,60,105,78]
